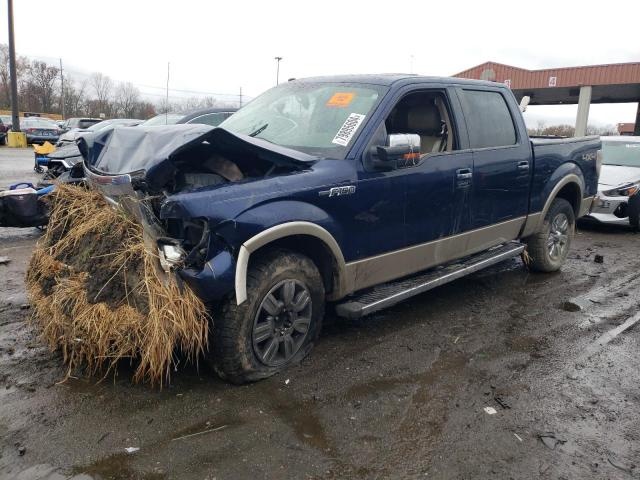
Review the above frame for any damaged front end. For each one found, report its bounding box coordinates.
[80,124,316,303]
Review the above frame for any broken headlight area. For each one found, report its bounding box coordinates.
[602,182,640,197]
[157,239,187,272]
[158,218,214,272]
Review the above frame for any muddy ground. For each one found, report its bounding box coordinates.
[1,148,639,480]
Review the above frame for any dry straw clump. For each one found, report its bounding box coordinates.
[26,183,209,386]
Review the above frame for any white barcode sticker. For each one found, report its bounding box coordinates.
[332,113,366,146]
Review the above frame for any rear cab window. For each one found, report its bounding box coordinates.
[459,90,517,148]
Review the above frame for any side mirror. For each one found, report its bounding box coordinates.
[372,134,421,170]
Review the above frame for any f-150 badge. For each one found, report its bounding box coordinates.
[319,185,356,197]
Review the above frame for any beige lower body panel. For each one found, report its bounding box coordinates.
[344,216,526,293]
[579,196,596,217]
[520,196,595,239]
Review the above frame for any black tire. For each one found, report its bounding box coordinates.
[526,198,575,272]
[209,249,325,384]
[628,194,640,232]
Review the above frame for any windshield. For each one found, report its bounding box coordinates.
[142,113,183,126]
[602,140,640,167]
[220,82,387,158]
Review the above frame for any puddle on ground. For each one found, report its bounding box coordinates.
[273,401,332,452]
[73,451,166,480]
[345,350,468,404]
[73,411,244,479]
[166,411,242,442]
[508,335,548,353]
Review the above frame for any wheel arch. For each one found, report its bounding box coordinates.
[235,222,348,305]
[523,173,584,237]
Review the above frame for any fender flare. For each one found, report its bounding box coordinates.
[234,221,347,305]
[522,174,584,237]
[540,173,584,219]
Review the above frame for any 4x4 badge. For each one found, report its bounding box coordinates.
[319,185,356,197]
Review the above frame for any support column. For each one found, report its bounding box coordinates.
[634,102,640,136]
[574,85,592,137]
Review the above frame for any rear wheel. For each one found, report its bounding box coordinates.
[526,198,575,272]
[209,249,325,384]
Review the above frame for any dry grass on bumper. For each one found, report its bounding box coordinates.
[25,184,208,385]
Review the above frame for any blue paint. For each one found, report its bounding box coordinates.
[156,75,600,302]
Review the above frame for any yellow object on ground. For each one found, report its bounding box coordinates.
[33,141,56,155]
[26,184,209,386]
[7,131,27,148]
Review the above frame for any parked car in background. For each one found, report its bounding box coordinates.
[57,118,143,145]
[141,107,237,127]
[21,117,62,144]
[0,114,12,133]
[586,136,640,229]
[0,117,7,145]
[61,117,102,132]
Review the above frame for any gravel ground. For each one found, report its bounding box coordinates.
[1,147,639,480]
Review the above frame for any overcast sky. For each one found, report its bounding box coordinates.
[3,0,639,126]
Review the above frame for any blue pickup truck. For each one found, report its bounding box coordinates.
[83,74,601,383]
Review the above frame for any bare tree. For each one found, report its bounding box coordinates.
[586,124,617,136]
[90,72,113,117]
[28,61,59,112]
[62,78,88,117]
[133,101,156,120]
[0,43,29,109]
[114,82,140,117]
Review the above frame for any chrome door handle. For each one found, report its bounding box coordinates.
[456,168,472,179]
[518,161,529,170]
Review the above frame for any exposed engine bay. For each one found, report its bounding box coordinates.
[79,124,318,274]
[166,141,291,193]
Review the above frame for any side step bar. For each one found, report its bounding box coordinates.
[335,242,525,319]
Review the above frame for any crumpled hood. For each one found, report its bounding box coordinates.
[78,124,317,190]
[598,164,640,188]
[47,142,82,160]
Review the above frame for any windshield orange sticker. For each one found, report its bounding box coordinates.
[326,92,355,107]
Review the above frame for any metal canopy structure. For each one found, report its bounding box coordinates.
[454,61,640,135]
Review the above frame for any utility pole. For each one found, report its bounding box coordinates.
[7,0,20,132]
[274,56,283,85]
[59,58,65,120]
[165,62,170,124]
[239,86,243,108]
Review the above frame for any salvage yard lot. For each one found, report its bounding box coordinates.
[1,148,639,479]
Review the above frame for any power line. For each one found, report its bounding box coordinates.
[23,57,251,99]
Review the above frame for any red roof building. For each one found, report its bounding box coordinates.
[454,61,640,136]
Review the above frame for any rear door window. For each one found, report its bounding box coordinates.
[460,90,517,148]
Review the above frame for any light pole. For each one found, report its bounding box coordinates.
[7,0,20,132]
[274,56,283,85]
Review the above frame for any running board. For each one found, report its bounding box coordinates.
[335,242,525,319]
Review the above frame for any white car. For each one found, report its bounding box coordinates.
[56,118,142,146]
[587,136,640,229]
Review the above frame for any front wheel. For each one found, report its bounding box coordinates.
[209,249,325,384]
[526,198,575,272]
[628,193,640,232]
